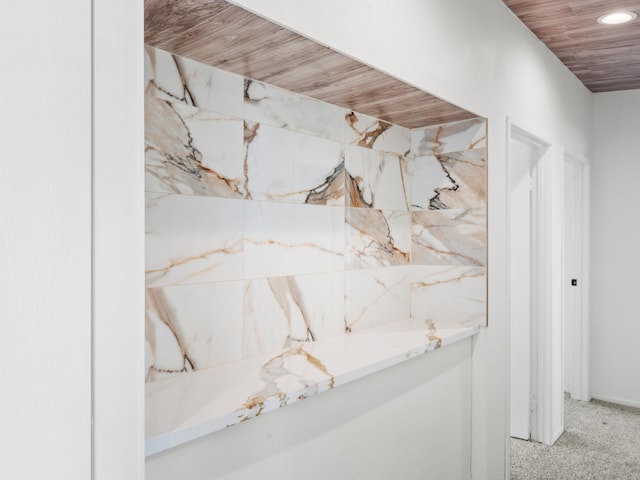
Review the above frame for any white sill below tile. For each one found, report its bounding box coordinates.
[146,318,480,456]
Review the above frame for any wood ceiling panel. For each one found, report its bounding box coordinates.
[144,0,234,47]
[144,0,477,128]
[503,0,640,92]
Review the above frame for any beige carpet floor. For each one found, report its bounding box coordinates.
[511,396,640,480]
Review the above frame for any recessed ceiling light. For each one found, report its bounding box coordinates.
[597,11,637,25]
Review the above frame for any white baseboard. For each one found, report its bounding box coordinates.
[565,390,592,402]
[590,393,640,409]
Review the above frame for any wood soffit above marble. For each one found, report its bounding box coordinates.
[503,0,640,93]
[144,0,477,129]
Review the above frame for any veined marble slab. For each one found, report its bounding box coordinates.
[244,121,344,205]
[243,272,345,358]
[243,201,344,278]
[145,97,245,198]
[145,46,244,117]
[411,266,487,328]
[145,193,243,287]
[345,208,411,269]
[411,117,486,156]
[345,145,410,210]
[146,282,243,382]
[243,79,347,143]
[146,318,479,456]
[344,267,411,332]
[345,111,410,156]
[412,208,487,266]
[408,149,487,211]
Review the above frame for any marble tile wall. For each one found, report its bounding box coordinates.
[408,118,488,328]
[144,46,487,382]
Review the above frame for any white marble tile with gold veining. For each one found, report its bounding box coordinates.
[404,153,449,211]
[345,208,411,269]
[145,97,245,198]
[407,149,486,211]
[412,208,486,266]
[243,201,344,278]
[243,79,348,143]
[243,272,345,359]
[345,145,409,210]
[411,117,486,156]
[345,111,410,156]
[244,122,344,205]
[146,317,479,456]
[145,46,244,117]
[146,193,243,287]
[411,266,486,328]
[344,267,411,332]
[146,282,244,383]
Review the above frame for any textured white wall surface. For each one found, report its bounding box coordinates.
[0,1,92,478]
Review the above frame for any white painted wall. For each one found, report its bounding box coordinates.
[591,90,640,408]
[0,1,92,478]
[147,339,472,480]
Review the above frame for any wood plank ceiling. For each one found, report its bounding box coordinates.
[503,0,640,92]
[144,0,477,129]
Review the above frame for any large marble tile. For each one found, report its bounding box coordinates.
[244,122,344,205]
[405,153,450,211]
[145,46,244,117]
[243,272,345,358]
[408,149,486,211]
[411,266,486,327]
[146,193,243,287]
[145,97,245,197]
[345,208,411,269]
[344,266,411,332]
[345,111,410,156]
[243,201,344,278]
[243,79,347,143]
[145,281,243,382]
[344,145,410,211]
[411,117,486,156]
[411,208,486,266]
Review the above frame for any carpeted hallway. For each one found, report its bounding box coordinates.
[511,396,640,480]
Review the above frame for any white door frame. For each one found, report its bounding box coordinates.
[506,118,564,446]
[508,130,540,441]
[563,151,591,402]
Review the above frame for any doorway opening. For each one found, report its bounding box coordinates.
[508,125,545,441]
[563,152,591,402]
[507,121,565,447]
